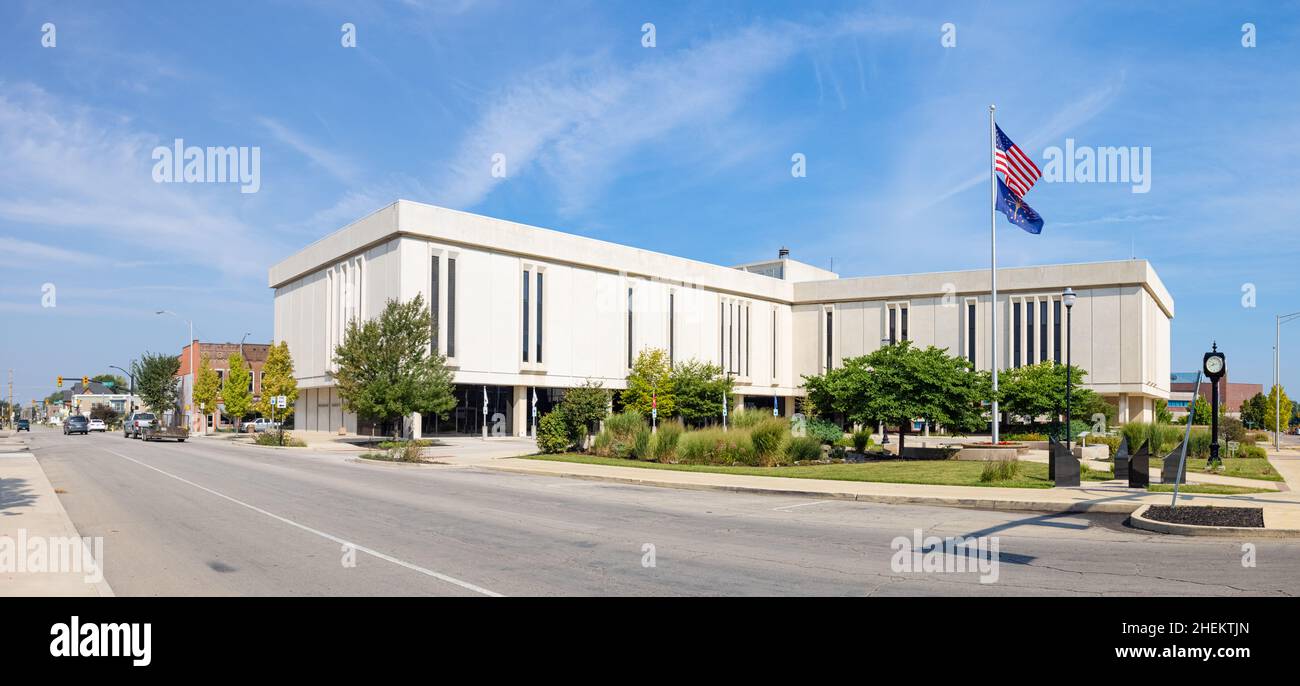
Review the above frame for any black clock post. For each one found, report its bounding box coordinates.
[1203,343,1227,469]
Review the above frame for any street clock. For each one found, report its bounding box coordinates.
[1203,343,1226,380]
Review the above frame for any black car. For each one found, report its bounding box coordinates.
[64,415,89,435]
[16,419,30,431]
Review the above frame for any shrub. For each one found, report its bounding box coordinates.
[631,424,654,460]
[593,411,647,458]
[1002,432,1047,442]
[729,408,767,430]
[980,458,1022,482]
[851,430,872,453]
[651,421,683,462]
[254,431,306,447]
[675,427,756,465]
[537,411,571,453]
[1047,420,1091,444]
[787,436,823,462]
[750,418,789,467]
[1221,416,1246,442]
[1121,422,1186,455]
[1236,444,1267,460]
[803,417,845,445]
[592,430,614,456]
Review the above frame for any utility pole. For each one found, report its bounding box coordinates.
[7,369,13,428]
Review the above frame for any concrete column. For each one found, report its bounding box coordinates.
[1118,394,1131,424]
[410,412,422,440]
[513,385,528,437]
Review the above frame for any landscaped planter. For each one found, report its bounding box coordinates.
[955,442,1028,461]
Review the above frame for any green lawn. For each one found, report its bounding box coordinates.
[1147,483,1273,495]
[530,453,1115,489]
[1147,457,1282,482]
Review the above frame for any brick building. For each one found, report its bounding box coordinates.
[1168,371,1262,420]
[176,341,271,431]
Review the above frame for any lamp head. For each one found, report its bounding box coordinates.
[1062,287,1077,309]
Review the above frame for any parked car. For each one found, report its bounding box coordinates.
[64,415,89,435]
[16,419,30,432]
[248,418,282,433]
[88,418,107,432]
[124,412,156,439]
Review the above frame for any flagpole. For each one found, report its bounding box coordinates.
[989,104,1000,444]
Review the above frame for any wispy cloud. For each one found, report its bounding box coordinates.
[258,117,355,184]
[0,83,264,276]
[429,16,911,214]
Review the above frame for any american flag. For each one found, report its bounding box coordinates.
[994,123,1040,199]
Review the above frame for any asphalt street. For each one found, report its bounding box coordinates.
[23,427,1300,596]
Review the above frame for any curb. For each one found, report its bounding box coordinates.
[1128,504,1300,538]
[346,457,447,469]
[481,464,1143,515]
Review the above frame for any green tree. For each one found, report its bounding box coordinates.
[669,359,733,426]
[622,348,674,418]
[558,379,610,446]
[256,341,299,422]
[1240,392,1268,429]
[332,294,456,439]
[1264,384,1292,435]
[223,352,254,431]
[192,354,220,435]
[802,341,988,454]
[1188,394,1225,425]
[998,362,1097,428]
[1154,399,1173,424]
[133,352,181,419]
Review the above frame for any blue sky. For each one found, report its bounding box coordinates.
[1,0,1298,404]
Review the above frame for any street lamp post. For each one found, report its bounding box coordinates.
[157,310,194,429]
[1062,288,1077,454]
[109,363,135,416]
[1275,312,1300,451]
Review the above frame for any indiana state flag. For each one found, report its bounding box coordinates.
[995,176,1044,234]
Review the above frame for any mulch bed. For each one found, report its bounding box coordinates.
[1143,505,1264,528]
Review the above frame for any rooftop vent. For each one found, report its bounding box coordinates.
[778,247,790,259]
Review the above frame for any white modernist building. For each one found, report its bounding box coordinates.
[270,200,1173,437]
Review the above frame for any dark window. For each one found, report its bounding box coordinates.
[430,256,440,354]
[729,303,735,374]
[536,272,544,364]
[1026,301,1035,364]
[1039,300,1048,363]
[627,288,634,368]
[967,302,976,365]
[1013,302,1022,368]
[901,306,909,341]
[889,308,896,345]
[522,270,530,362]
[447,258,457,358]
[1053,300,1061,363]
[719,303,725,366]
[825,310,833,370]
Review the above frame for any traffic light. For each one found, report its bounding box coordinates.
[57,375,63,388]
[82,376,89,388]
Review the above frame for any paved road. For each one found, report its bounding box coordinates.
[23,428,1300,596]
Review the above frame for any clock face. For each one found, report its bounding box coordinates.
[1205,355,1224,375]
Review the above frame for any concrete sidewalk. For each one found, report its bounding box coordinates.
[0,431,114,596]
[479,456,1300,531]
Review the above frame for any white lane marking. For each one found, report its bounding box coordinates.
[98,446,503,597]
[773,500,835,512]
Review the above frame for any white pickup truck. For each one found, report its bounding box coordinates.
[247,418,282,433]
